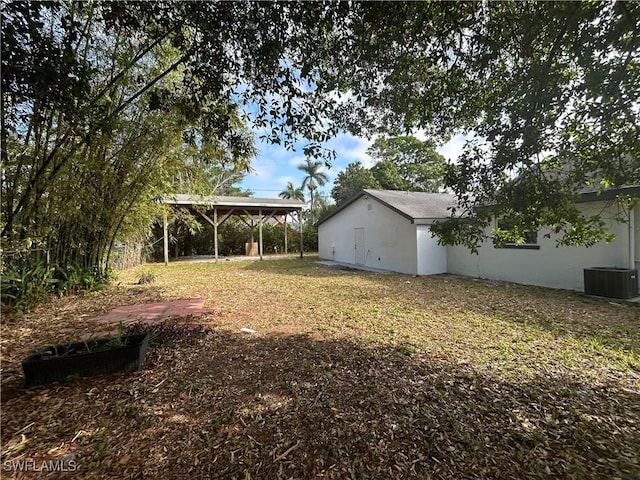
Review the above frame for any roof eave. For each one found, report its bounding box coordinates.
[413,218,447,225]
[576,185,640,204]
[160,194,304,209]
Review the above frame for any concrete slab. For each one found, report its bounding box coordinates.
[316,260,393,274]
[621,296,640,305]
[171,253,302,263]
[91,299,208,326]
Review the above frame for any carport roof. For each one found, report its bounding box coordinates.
[317,189,458,226]
[161,194,304,215]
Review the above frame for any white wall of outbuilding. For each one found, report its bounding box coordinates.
[447,201,631,291]
[318,194,418,274]
[320,198,636,292]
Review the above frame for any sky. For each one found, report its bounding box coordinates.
[239,131,468,201]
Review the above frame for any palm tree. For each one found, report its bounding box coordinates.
[278,182,305,254]
[297,158,329,221]
[279,182,305,201]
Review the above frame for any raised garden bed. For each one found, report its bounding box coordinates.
[21,332,150,387]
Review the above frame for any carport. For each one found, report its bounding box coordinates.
[160,194,305,265]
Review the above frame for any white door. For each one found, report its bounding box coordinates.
[354,228,365,264]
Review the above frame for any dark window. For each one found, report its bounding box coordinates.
[522,230,538,245]
[494,219,539,249]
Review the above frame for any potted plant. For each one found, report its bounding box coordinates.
[21,325,150,387]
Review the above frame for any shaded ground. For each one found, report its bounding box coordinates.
[1,257,639,479]
[90,299,208,327]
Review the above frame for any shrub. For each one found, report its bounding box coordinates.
[137,269,156,285]
[1,263,58,312]
[1,263,111,313]
[55,265,109,294]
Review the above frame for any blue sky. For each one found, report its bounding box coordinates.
[240,131,468,201]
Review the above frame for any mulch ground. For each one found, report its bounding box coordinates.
[1,258,639,479]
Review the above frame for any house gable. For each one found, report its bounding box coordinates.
[317,189,457,226]
[318,191,451,275]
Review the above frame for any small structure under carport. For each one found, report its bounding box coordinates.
[161,194,305,265]
[317,189,457,275]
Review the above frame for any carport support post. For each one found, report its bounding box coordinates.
[299,208,303,258]
[259,208,263,260]
[214,208,219,263]
[163,212,169,266]
[284,214,288,254]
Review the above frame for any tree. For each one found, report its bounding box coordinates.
[1,2,257,279]
[330,162,380,205]
[2,0,637,280]
[366,137,446,193]
[298,158,329,221]
[321,2,639,250]
[279,182,305,202]
[278,181,306,253]
[369,161,407,191]
[175,113,256,196]
[330,136,446,206]
[315,200,338,224]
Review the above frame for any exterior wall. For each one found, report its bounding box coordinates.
[318,195,419,274]
[447,201,631,291]
[416,225,448,275]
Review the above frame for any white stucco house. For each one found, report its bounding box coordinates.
[317,188,640,293]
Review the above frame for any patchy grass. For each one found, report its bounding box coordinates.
[1,256,639,479]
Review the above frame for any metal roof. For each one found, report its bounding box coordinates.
[317,189,458,226]
[161,194,304,215]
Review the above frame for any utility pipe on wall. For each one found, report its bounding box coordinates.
[629,205,635,270]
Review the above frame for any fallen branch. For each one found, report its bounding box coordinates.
[274,441,301,462]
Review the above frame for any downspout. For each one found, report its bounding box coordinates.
[629,204,635,270]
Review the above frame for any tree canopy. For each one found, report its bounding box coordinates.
[331,136,446,205]
[323,2,639,249]
[279,182,305,202]
[2,0,638,280]
[367,136,446,193]
[331,161,380,206]
[1,1,262,277]
[298,158,330,221]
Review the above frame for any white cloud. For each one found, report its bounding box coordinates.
[276,174,297,186]
[325,133,375,168]
[437,134,467,163]
[288,155,307,168]
[243,128,480,198]
[247,157,278,180]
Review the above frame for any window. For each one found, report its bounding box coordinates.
[493,219,540,250]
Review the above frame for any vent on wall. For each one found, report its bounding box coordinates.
[367,203,372,211]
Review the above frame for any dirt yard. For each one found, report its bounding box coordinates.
[1,257,639,479]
